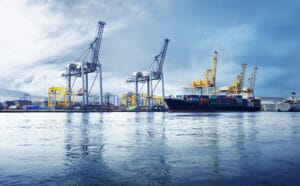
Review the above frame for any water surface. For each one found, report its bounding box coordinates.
[0,112,300,185]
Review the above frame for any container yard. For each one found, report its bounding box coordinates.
[0,21,168,112]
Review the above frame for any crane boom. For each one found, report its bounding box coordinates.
[158,38,170,76]
[239,64,247,91]
[92,21,105,65]
[151,38,170,80]
[226,63,247,95]
[243,67,258,97]
[250,67,258,91]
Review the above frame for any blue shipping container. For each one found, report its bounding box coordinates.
[23,105,40,110]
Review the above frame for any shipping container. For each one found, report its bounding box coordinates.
[189,95,199,103]
[242,99,248,106]
[9,105,18,110]
[200,96,209,104]
[199,95,209,99]
[184,95,190,101]
[22,105,40,110]
[4,101,15,107]
[225,99,231,105]
[209,95,217,99]
[17,100,32,106]
[217,95,226,99]
[176,95,184,100]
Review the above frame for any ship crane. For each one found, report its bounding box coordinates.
[243,67,258,97]
[186,51,218,95]
[225,63,247,95]
[126,38,170,108]
[62,21,105,108]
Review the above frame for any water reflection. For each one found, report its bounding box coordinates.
[60,113,114,185]
[1,112,300,185]
[207,115,223,177]
[122,112,172,185]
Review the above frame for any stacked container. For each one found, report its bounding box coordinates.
[176,95,184,100]
[199,95,209,104]
[242,99,248,107]
[16,100,32,108]
[184,95,190,101]
[217,95,226,104]
[209,95,217,104]
[228,96,237,106]
[235,95,243,106]
[189,95,199,104]
[22,105,40,111]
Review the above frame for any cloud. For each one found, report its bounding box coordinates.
[0,0,152,96]
[164,24,256,94]
[0,0,299,99]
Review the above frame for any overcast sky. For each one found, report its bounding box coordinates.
[0,0,299,98]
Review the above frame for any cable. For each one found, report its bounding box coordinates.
[89,72,98,94]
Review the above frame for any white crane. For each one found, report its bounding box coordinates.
[63,21,105,109]
[126,39,170,109]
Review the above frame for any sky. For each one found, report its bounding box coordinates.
[0,0,300,99]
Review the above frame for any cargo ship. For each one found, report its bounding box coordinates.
[164,51,262,112]
[164,95,261,112]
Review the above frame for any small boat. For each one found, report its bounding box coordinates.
[281,91,300,112]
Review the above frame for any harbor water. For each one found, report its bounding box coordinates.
[0,112,300,185]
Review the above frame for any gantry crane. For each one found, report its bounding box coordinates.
[186,51,218,95]
[243,67,258,97]
[225,64,247,95]
[62,21,105,108]
[126,38,170,108]
[126,71,150,108]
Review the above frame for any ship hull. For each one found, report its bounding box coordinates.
[164,98,261,112]
[289,104,300,112]
[282,91,300,112]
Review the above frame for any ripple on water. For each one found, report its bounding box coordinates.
[0,112,300,185]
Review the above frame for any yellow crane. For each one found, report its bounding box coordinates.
[48,87,74,108]
[187,51,218,95]
[120,93,163,110]
[225,64,247,95]
[243,67,258,97]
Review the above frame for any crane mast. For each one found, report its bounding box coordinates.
[226,64,247,95]
[238,63,247,92]
[188,51,218,95]
[96,21,105,106]
[209,51,218,94]
[243,67,258,97]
